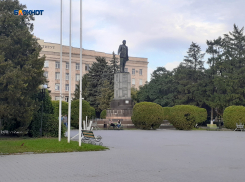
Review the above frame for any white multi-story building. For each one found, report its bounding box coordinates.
[38,38,148,101]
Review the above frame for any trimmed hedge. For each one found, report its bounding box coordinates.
[71,100,94,128]
[169,105,207,130]
[223,106,245,129]
[131,102,164,130]
[195,108,207,124]
[100,110,106,119]
[163,107,171,121]
[51,101,68,117]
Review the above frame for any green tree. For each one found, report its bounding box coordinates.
[0,0,45,132]
[174,42,205,106]
[97,80,113,111]
[131,87,139,104]
[74,74,88,100]
[109,51,119,74]
[137,67,177,107]
[86,57,113,113]
[29,90,65,137]
[210,25,245,116]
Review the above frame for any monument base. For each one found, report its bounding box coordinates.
[107,72,134,120]
[106,108,133,121]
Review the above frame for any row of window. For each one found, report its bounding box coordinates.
[44,72,81,81]
[45,73,143,86]
[124,68,143,75]
[132,79,143,86]
[54,79,142,92]
[55,84,69,91]
[44,61,90,71]
[44,61,143,75]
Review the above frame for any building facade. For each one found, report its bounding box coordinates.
[38,38,148,101]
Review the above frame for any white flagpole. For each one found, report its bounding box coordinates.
[78,0,83,146]
[58,0,63,142]
[67,0,72,143]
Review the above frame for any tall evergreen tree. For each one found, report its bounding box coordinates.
[74,74,88,100]
[211,25,245,116]
[109,51,119,74]
[174,42,205,106]
[184,42,205,71]
[0,0,45,132]
[97,80,114,111]
[86,57,113,113]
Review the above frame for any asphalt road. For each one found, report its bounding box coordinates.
[1,129,245,182]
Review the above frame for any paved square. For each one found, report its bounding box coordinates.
[0,130,245,182]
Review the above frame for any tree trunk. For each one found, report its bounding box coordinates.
[211,107,213,125]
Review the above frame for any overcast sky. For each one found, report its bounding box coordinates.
[19,0,245,81]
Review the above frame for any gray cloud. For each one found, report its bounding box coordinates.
[19,0,245,77]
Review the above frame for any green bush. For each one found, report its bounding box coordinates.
[71,100,94,129]
[100,110,107,119]
[162,107,171,121]
[29,112,66,137]
[223,106,245,129]
[131,102,164,130]
[51,100,68,117]
[195,108,207,124]
[169,105,207,130]
[29,91,65,137]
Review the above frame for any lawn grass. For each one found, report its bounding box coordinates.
[0,137,108,155]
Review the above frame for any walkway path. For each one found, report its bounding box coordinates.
[1,130,245,182]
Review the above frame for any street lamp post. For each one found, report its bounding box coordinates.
[39,84,47,137]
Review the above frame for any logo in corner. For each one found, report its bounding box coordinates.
[14,10,44,16]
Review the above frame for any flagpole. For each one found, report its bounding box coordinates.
[68,0,72,143]
[58,0,62,142]
[79,0,83,146]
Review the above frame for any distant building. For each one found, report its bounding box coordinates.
[37,38,148,101]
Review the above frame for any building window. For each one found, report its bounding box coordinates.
[43,71,48,78]
[55,72,60,80]
[132,78,135,85]
[65,84,69,91]
[66,73,69,80]
[55,83,60,91]
[55,96,60,100]
[44,61,49,68]
[132,69,135,75]
[76,74,80,81]
[66,62,69,69]
[65,96,69,102]
[139,79,142,86]
[125,68,128,72]
[76,63,80,70]
[139,69,142,75]
[85,64,89,71]
[55,62,60,69]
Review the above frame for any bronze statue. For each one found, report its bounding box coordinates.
[118,40,128,72]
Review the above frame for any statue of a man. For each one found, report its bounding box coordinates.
[118,40,128,72]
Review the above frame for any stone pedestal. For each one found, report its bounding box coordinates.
[106,72,134,120]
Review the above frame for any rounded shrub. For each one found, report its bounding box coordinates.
[223,106,245,129]
[169,105,207,130]
[51,100,68,117]
[131,102,164,130]
[195,108,207,124]
[100,110,107,119]
[71,100,93,129]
